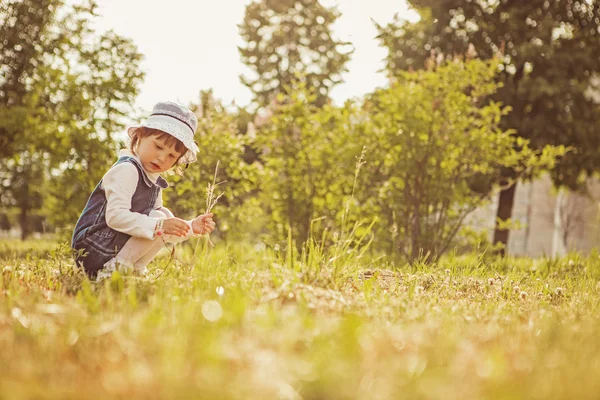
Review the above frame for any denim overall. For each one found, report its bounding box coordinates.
[71,156,168,277]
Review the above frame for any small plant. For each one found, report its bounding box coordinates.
[193,161,225,261]
[299,146,377,288]
[204,160,225,247]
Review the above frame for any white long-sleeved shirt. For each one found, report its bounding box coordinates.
[101,150,194,242]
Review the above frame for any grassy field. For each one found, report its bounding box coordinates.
[1,237,599,400]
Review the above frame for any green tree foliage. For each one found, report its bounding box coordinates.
[0,104,50,239]
[356,60,565,260]
[254,83,362,248]
[244,62,564,259]
[163,92,263,242]
[0,0,144,239]
[238,0,353,107]
[375,0,600,253]
[46,28,145,231]
[0,0,59,158]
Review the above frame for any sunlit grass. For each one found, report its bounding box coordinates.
[1,238,600,399]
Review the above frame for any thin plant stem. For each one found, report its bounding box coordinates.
[151,238,176,282]
[193,161,225,261]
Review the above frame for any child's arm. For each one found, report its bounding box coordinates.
[157,211,215,244]
[103,163,189,239]
[192,213,215,235]
[153,193,214,242]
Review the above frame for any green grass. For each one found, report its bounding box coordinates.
[1,238,600,399]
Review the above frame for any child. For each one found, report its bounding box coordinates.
[71,101,215,279]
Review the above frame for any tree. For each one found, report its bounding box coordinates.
[0,213,10,231]
[238,0,353,107]
[253,82,361,248]
[0,0,144,239]
[0,53,74,239]
[0,0,60,159]
[375,0,600,254]
[357,60,564,260]
[45,27,145,231]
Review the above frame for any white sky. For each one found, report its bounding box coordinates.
[92,0,418,113]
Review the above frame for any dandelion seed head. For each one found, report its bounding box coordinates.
[520,291,528,300]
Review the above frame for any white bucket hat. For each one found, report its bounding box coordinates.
[128,101,199,164]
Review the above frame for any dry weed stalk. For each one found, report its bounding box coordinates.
[154,162,225,280]
[203,160,225,247]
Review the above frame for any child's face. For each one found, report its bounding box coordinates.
[136,134,183,173]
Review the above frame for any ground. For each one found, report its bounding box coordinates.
[1,238,599,399]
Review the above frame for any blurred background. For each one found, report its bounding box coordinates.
[1,0,599,261]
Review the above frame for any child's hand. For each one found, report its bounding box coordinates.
[162,217,191,237]
[192,213,215,235]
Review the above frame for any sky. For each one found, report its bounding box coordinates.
[91,0,418,114]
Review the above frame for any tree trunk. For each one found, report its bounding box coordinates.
[19,194,30,241]
[493,183,517,256]
[410,199,421,261]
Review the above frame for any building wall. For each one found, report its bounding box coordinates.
[466,174,600,257]
[567,180,600,253]
[513,176,557,257]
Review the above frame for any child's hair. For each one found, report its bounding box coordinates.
[130,127,188,175]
